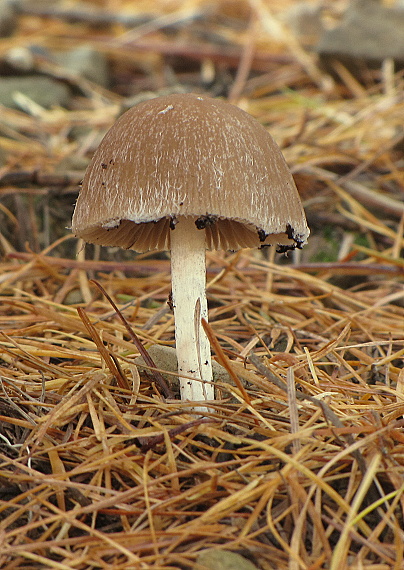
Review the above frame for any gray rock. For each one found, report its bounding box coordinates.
[134,344,230,390]
[281,1,323,45]
[0,0,17,38]
[63,289,85,305]
[54,45,109,87]
[317,0,404,63]
[197,550,259,570]
[3,44,109,86]
[0,76,71,109]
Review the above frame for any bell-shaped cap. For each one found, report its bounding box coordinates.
[72,93,309,252]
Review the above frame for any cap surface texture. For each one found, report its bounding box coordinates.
[72,93,309,251]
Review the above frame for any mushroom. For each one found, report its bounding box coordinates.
[71,93,309,409]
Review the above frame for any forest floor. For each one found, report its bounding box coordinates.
[0,1,403,568]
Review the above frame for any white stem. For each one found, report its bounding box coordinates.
[170,217,214,408]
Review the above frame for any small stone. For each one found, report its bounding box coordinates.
[63,290,84,305]
[317,0,404,65]
[54,45,109,87]
[0,76,71,109]
[281,1,323,45]
[197,549,259,570]
[134,344,230,390]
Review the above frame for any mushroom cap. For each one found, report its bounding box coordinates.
[72,93,309,252]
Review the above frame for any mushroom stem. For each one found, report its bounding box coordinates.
[170,216,214,408]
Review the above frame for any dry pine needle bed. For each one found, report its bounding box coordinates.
[0,0,403,568]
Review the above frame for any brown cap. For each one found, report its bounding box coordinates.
[72,93,309,252]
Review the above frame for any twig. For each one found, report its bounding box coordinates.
[7,252,170,273]
[0,170,83,189]
[113,40,294,71]
[11,252,403,277]
[16,5,196,29]
[297,165,404,217]
[135,418,215,451]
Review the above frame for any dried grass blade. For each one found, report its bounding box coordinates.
[330,453,382,569]
[42,440,66,512]
[0,332,73,378]
[287,368,300,455]
[201,317,251,405]
[28,372,106,449]
[77,307,128,390]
